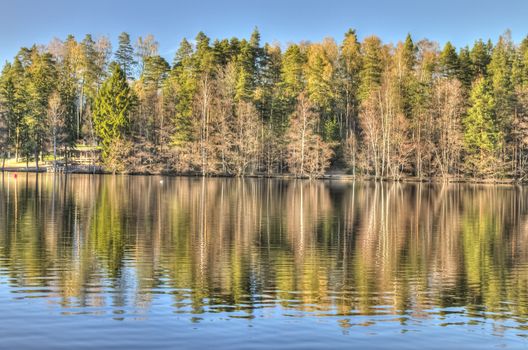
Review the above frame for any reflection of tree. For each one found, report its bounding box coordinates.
[0,175,527,326]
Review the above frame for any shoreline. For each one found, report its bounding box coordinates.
[0,165,522,185]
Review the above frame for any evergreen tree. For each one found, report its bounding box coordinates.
[280,44,306,106]
[23,48,57,167]
[439,42,460,78]
[457,47,473,89]
[256,43,284,124]
[0,63,18,158]
[93,64,134,156]
[79,34,109,140]
[194,31,214,73]
[142,56,169,88]
[115,32,137,79]
[167,39,196,146]
[358,36,383,101]
[338,29,362,135]
[402,33,417,71]
[470,39,491,77]
[306,40,336,116]
[5,29,528,178]
[212,39,231,66]
[517,36,528,87]
[235,40,256,101]
[488,33,515,130]
[463,77,500,176]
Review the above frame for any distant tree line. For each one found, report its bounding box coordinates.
[2,28,528,179]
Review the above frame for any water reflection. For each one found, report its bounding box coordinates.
[0,174,527,333]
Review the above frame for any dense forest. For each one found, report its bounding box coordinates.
[1,28,528,179]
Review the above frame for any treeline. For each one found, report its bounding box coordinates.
[2,29,528,179]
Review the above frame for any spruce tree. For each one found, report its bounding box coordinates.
[439,42,460,78]
[402,33,417,71]
[463,77,500,175]
[93,64,134,156]
[470,39,491,77]
[358,36,383,101]
[281,44,305,101]
[338,29,362,136]
[457,47,473,89]
[168,39,196,146]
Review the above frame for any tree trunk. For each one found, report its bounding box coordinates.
[53,129,57,172]
[34,147,39,172]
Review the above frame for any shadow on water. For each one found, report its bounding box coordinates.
[0,174,527,348]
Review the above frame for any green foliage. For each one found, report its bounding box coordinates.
[306,42,336,115]
[402,33,417,71]
[458,47,473,89]
[323,118,339,142]
[5,29,528,178]
[115,32,137,79]
[93,64,134,156]
[488,33,515,132]
[167,39,197,146]
[142,55,169,88]
[0,63,19,151]
[463,77,500,175]
[439,42,460,78]
[81,34,107,100]
[358,36,383,101]
[470,39,491,77]
[281,44,305,101]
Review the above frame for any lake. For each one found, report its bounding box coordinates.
[0,174,527,349]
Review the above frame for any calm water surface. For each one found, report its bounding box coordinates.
[0,174,527,349]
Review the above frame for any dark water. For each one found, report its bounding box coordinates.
[0,174,527,349]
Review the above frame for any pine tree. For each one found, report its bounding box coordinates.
[115,32,137,79]
[142,56,169,88]
[54,42,78,152]
[8,58,29,161]
[79,34,109,140]
[23,48,57,168]
[0,63,18,158]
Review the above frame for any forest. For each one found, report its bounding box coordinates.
[1,28,528,179]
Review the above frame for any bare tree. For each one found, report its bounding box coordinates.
[286,93,333,178]
[47,91,65,171]
[224,101,261,176]
[431,79,464,178]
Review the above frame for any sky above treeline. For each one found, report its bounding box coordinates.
[1,0,528,63]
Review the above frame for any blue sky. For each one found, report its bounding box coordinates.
[1,0,528,63]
